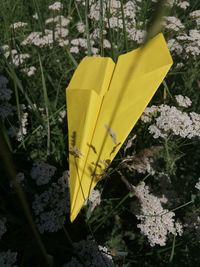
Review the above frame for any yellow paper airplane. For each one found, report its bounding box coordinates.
[66,33,173,222]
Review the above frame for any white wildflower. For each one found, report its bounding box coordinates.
[1,44,9,52]
[177,30,200,59]
[110,0,121,10]
[16,106,28,141]
[71,39,79,46]
[31,161,56,186]
[89,1,103,21]
[135,182,183,246]
[189,10,200,19]
[45,17,55,24]
[70,46,79,54]
[11,50,30,67]
[108,17,123,29]
[48,1,63,11]
[58,110,66,122]
[185,45,200,58]
[163,16,184,32]
[189,29,200,41]
[76,22,86,33]
[195,178,200,191]
[141,105,158,123]
[58,39,69,47]
[21,32,42,46]
[127,28,146,44]
[0,250,18,267]
[33,13,38,19]
[175,62,184,69]
[21,66,36,77]
[32,171,70,233]
[175,95,192,108]
[10,21,28,30]
[87,189,101,211]
[189,112,200,138]
[78,38,87,48]
[46,15,71,27]
[103,39,111,49]
[124,1,136,19]
[148,124,167,139]
[90,29,106,40]
[22,29,62,47]
[63,239,113,267]
[177,1,189,9]
[175,222,183,235]
[167,39,183,55]
[143,104,200,139]
[55,27,69,38]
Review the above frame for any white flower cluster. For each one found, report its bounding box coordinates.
[70,38,90,54]
[140,105,158,123]
[167,38,183,55]
[31,161,56,185]
[16,105,28,142]
[134,182,183,246]
[160,7,200,59]
[176,0,190,10]
[76,0,145,46]
[63,239,113,267]
[0,218,7,239]
[87,189,101,212]
[58,109,66,123]
[175,94,192,108]
[45,15,70,27]
[32,13,38,20]
[163,16,185,32]
[190,10,200,26]
[32,171,70,233]
[141,102,200,139]
[10,21,28,30]
[21,66,36,77]
[0,250,18,267]
[195,177,200,191]
[3,49,30,67]
[21,16,70,48]
[0,75,14,120]
[1,46,30,68]
[168,30,200,59]
[48,1,63,11]
[76,22,85,33]
[176,30,200,59]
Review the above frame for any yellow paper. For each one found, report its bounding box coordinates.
[66,33,173,222]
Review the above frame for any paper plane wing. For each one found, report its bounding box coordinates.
[67,33,173,222]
